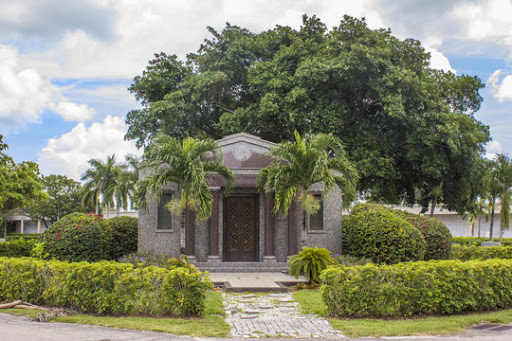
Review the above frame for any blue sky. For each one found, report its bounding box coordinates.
[1,0,511,180]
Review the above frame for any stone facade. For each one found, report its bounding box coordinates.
[138,133,343,270]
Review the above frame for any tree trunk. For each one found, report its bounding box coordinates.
[477,205,482,238]
[430,196,438,217]
[489,201,495,241]
[95,197,99,215]
[500,223,503,243]
[105,203,110,219]
[470,222,474,237]
[302,210,307,247]
[116,202,120,217]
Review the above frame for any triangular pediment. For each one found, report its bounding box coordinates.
[217,133,276,169]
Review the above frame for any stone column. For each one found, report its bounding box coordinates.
[20,219,24,234]
[264,193,276,262]
[288,200,298,256]
[184,207,195,258]
[208,189,221,263]
[37,219,41,233]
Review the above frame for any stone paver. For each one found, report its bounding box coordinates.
[222,292,345,339]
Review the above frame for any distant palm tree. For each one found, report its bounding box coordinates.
[81,155,118,217]
[487,154,512,241]
[137,134,235,222]
[257,131,359,245]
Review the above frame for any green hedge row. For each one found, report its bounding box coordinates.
[451,245,512,261]
[452,237,512,246]
[5,233,41,242]
[0,239,37,257]
[321,259,512,318]
[0,257,212,316]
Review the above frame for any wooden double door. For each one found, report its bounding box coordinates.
[223,195,259,261]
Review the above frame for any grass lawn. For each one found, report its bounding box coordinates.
[1,308,45,319]
[293,289,512,338]
[1,291,231,338]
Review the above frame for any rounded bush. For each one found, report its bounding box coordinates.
[104,216,138,260]
[41,212,107,262]
[392,210,452,260]
[342,204,426,264]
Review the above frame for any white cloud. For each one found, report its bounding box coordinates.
[485,139,503,159]
[0,0,114,41]
[0,44,95,126]
[19,0,385,80]
[424,45,455,73]
[38,115,142,180]
[488,70,512,102]
[451,0,512,54]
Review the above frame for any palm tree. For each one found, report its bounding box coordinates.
[257,130,359,245]
[109,163,137,216]
[137,133,235,222]
[81,155,118,217]
[487,154,512,241]
[496,154,512,242]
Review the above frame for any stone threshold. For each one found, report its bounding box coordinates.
[195,261,289,273]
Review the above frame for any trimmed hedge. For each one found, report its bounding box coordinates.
[451,245,512,261]
[452,237,512,246]
[0,257,212,316]
[0,239,37,257]
[105,216,138,260]
[392,210,452,260]
[41,213,107,262]
[5,233,41,241]
[321,259,512,318]
[342,204,426,263]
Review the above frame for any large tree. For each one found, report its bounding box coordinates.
[126,15,489,212]
[0,135,45,236]
[26,174,94,227]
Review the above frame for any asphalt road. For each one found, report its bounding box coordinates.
[2,312,512,341]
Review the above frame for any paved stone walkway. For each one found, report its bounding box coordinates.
[222,292,345,339]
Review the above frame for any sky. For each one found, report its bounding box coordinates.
[0,0,511,181]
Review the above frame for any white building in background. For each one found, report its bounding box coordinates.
[6,214,49,234]
[392,205,512,238]
[5,210,138,235]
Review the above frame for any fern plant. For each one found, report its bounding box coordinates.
[288,247,336,283]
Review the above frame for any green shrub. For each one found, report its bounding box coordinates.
[104,216,138,260]
[321,259,512,318]
[452,237,512,246]
[0,238,37,257]
[288,247,336,283]
[451,245,512,261]
[119,252,199,272]
[342,204,426,264]
[5,233,41,241]
[334,254,372,266]
[0,257,212,316]
[41,212,107,262]
[392,210,452,260]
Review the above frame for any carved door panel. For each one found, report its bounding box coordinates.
[224,196,259,261]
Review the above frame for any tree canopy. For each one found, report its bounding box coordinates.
[0,134,45,235]
[126,15,490,212]
[27,174,94,227]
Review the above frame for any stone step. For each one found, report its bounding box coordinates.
[195,262,289,273]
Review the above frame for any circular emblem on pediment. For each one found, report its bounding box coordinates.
[233,145,252,161]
